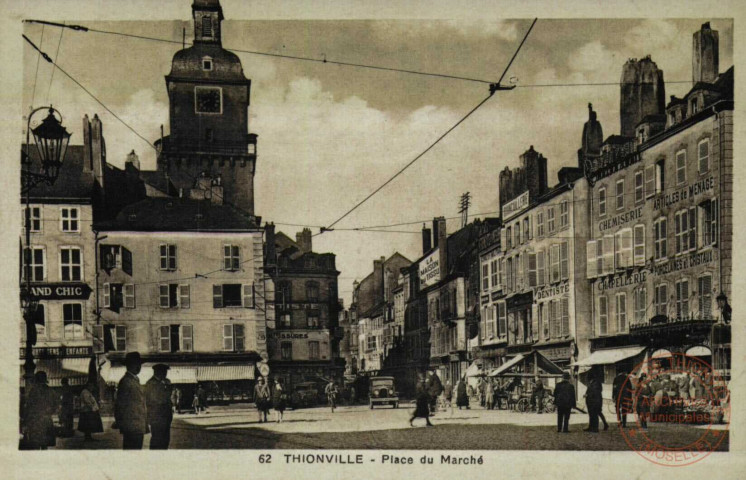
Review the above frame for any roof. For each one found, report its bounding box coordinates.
[95,196,259,231]
[168,44,249,85]
[24,145,95,202]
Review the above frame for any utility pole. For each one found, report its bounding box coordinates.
[459,192,471,228]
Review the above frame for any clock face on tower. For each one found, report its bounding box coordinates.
[195,86,222,114]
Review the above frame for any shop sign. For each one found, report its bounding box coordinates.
[534,282,569,301]
[291,303,321,310]
[272,332,310,339]
[419,249,441,289]
[599,206,643,232]
[652,250,715,276]
[597,271,647,291]
[502,191,529,221]
[541,346,572,361]
[652,176,714,210]
[27,283,92,300]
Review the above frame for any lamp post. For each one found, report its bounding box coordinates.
[21,106,71,385]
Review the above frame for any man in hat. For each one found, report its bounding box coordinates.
[114,352,148,449]
[23,371,58,449]
[553,371,575,433]
[145,364,173,449]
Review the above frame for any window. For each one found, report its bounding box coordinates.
[537,212,545,237]
[675,208,697,254]
[277,281,292,309]
[690,96,699,114]
[598,296,608,336]
[596,240,604,277]
[490,259,498,289]
[506,226,512,249]
[309,341,320,360]
[537,250,546,286]
[159,284,178,308]
[634,287,647,325]
[551,300,560,338]
[655,159,665,194]
[93,325,127,352]
[699,199,718,246]
[367,335,377,351]
[523,217,531,240]
[586,240,597,279]
[539,303,548,340]
[279,313,291,328]
[561,297,569,336]
[676,279,690,319]
[676,150,687,185]
[63,303,83,340]
[654,217,667,260]
[655,284,668,316]
[616,293,627,332]
[124,284,136,308]
[223,245,240,271]
[516,254,524,290]
[23,246,45,282]
[223,324,245,351]
[615,228,632,269]
[201,15,213,37]
[698,275,712,318]
[547,207,556,233]
[60,247,82,281]
[31,305,45,338]
[202,56,213,71]
[514,222,521,246]
[634,171,644,204]
[602,234,614,274]
[615,179,625,210]
[634,225,646,266]
[482,264,489,291]
[159,244,177,271]
[306,282,320,302]
[307,313,320,328]
[499,258,505,290]
[560,242,569,280]
[506,257,513,292]
[599,188,607,216]
[159,325,193,353]
[281,342,292,360]
[497,302,506,337]
[645,165,655,198]
[560,201,569,228]
[24,206,41,232]
[698,139,710,174]
[527,253,537,287]
[550,244,561,283]
[213,284,253,308]
[60,207,79,232]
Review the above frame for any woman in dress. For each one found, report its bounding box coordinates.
[253,377,271,423]
[409,380,433,427]
[272,379,286,423]
[78,383,104,441]
[456,376,470,410]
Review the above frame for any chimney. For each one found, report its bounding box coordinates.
[265,223,276,266]
[432,218,440,246]
[82,115,92,173]
[422,224,432,254]
[435,216,447,277]
[693,22,719,83]
[296,228,313,254]
[125,150,140,171]
[90,114,105,195]
[373,256,385,302]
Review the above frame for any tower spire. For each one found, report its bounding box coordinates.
[192,0,224,45]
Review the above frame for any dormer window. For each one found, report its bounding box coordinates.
[202,56,213,71]
[690,96,699,115]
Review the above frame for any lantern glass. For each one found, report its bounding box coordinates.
[31,108,71,183]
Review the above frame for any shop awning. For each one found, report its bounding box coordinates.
[686,345,711,356]
[22,358,91,387]
[488,354,525,377]
[197,364,255,381]
[102,363,198,385]
[573,346,645,367]
[465,361,483,377]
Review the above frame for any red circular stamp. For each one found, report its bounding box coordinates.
[616,352,729,466]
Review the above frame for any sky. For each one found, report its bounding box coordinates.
[21,9,733,304]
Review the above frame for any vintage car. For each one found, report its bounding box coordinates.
[290,382,320,409]
[369,376,399,409]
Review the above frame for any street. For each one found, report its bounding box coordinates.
[52,403,729,451]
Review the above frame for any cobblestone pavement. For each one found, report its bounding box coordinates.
[51,403,729,451]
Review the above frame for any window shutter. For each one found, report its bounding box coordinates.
[561,297,569,336]
[599,296,608,336]
[560,242,569,280]
[103,282,110,308]
[213,285,223,308]
[92,325,104,353]
[159,284,169,308]
[115,326,127,352]
[645,165,655,198]
[159,244,167,270]
[500,228,507,252]
[689,207,697,251]
[603,234,614,275]
[179,285,190,309]
[169,245,177,270]
[528,253,537,287]
[124,284,135,308]
[634,225,645,266]
[234,324,245,351]
[499,258,505,289]
[621,228,632,268]
[537,250,545,286]
[243,284,254,308]
[159,325,170,352]
[224,245,231,270]
[551,245,560,283]
[586,240,596,279]
[181,325,193,352]
[232,246,240,270]
[222,324,234,350]
[699,275,712,318]
[122,247,133,276]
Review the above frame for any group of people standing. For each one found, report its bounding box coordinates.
[252,376,287,423]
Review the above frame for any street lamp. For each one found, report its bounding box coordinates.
[21,106,71,384]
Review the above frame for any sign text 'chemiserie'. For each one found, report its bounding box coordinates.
[599,206,642,232]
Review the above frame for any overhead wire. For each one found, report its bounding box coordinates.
[30,25,45,109]
[45,23,64,104]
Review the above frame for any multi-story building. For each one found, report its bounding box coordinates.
[475,221,504,372]
[19,114,106,391]
[264,225,344,388]
[493,146,592,374]
[578,22,733,397]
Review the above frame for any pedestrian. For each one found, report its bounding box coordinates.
[442,380,453,411]
[114,352,148,450]
[553,371,575,433]
[617,373,635,428]
[409,380,434,427]
[325,380,339,413]
[456,376,469,410]
[584,373,603,433]
[612,371,627,425]
[58,377,75,438]
[171,386,182,414]
[145,364,173,450]
[531,376,545,413]
[22,371,58,450]
[192,393,200,415]
[677,373,690,401]
[484,378,495,410]
[78,382,104,441]
[253,377,271,422]
[426,370,444,414]
[272,379,286,423]
[197,383,208,413]
[635,373,651,429]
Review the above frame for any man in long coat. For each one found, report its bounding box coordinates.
[584,373,603,433]
[426,370,444,413]
[145,364,173,449]
[115,352,148,449]
[553,371,576,433]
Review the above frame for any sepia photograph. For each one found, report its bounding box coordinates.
[5,0,743,477]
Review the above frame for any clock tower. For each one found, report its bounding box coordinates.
[155,0,258,216]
